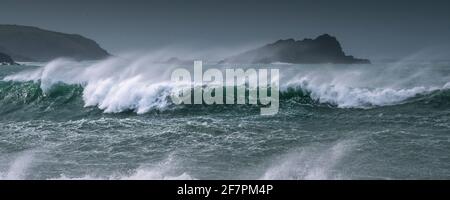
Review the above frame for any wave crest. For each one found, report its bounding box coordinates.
[285,77,443,108]
[3,56,450,113]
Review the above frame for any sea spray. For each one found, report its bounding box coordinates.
[3,56,450,113]
[171,60,279,115]
[1,58,450,179]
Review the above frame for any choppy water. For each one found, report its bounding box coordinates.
[0,56,449,179]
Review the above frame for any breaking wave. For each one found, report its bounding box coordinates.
[260,140,353,180]
[2,56,450,115]
[0,150,36,180]
[1,80,449,113]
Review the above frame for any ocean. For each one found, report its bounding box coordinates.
[0,56,449,180]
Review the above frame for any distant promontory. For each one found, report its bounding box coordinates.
[0,25,110,62]
[0,52,16,65]
[221,34,370,64]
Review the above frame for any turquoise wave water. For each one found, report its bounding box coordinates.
[1,79,449,122]
[0,59,449,180]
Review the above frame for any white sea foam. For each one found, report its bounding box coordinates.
[54,169,194,180]
[260,140,353,180]
[4,54,450,112]
[118,168,194,180]
[4,55,181,113]
[280,60,450,108]
[0,150,35,180]
[52,153,195,180]
[285,77,439,108]
[444,82,450,89]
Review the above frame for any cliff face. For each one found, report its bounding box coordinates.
[0,25,110,61]
[222,34,370,64]
[0,52,15,65]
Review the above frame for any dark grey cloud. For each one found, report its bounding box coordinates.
[1,0,450,59]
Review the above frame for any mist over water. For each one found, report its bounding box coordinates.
[0,53,450,179]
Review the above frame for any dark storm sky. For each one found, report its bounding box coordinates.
[1,0,450,59]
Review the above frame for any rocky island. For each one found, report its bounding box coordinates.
[221,34,370,64]
[0,52,16,65]
[0,24,110,62]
